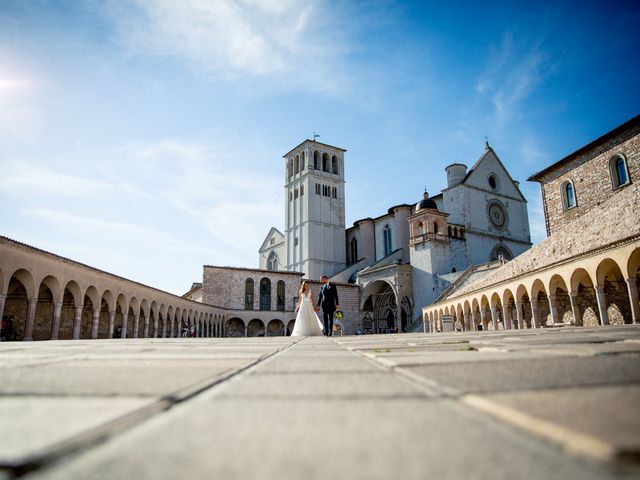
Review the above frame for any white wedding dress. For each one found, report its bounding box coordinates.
[291,291,325,337]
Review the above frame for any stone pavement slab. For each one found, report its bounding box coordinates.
[0,327,639,479]
[462,385,640,462]
[0,396,153,466]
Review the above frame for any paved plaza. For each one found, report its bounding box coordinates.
[1,326,639,479]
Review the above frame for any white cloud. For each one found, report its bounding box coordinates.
[116,139,283,263]
[0,159,112,197]
[475,33,551,125]
[106,0,349,94]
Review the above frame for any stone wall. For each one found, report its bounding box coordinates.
[538,122,640,237]
[202,266,302,312]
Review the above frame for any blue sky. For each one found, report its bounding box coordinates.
[1,0,639,295]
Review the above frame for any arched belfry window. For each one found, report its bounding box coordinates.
[350,237,358,265]
[245,278,254,310]
[259,278,271,311]
[287,159,293,178]
[417,222,424,236]
[276,280,285,311]
[610,154,630,189]
[561,180,576,210]
[313,150,319,170]
[294,155,300,175]
[322,152,329,172]
[267,251,279,271]
[300,151,305,171]
[331,155,338,175]
[383,224,392,257]
[433,222,438,234]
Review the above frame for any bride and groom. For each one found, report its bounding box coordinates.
[291,275,340,337]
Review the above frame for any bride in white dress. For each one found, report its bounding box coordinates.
[291,281,325,337]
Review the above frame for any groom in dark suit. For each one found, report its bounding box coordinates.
[317,275,340,336]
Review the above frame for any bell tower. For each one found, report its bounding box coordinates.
[283,140,347,279]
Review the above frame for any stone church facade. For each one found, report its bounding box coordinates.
[261,140,532,333]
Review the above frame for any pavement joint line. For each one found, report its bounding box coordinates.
[461,394,624,463]
[333,340,459,398]
[1,339,304,479]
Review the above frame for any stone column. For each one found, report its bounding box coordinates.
[595,285,610,325]
[514,301,524,330]
[625,278,640,324]
[133,314,140,339]
[490,306,498,330]
[108,311,116,339]
[169,316,174,338]
[23,298,38,341]
[143,316,150,338]
[547,295,559,326]
[471,310,478,332]
[152,316,158,338]
[479,308,486,331]
[396,305,403,333]
[73,305,83,339]
[51,301,63,340]
[264,326,268,337]
[463,310,471,332]
[244,325,248,337]
[530,302,540,328]
[121,311,129,338]
[502,305,512,330]
[0,294,5,338]
[91,309,101,339]
[569,293,582,326]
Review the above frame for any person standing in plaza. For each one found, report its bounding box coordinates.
[317,275,340,337]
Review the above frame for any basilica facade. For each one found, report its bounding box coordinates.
[260,140,532,333]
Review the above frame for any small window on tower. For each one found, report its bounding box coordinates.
[294,237,299,246]
[300,185,304,196]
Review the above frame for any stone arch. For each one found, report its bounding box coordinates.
[4,269,37,341]
[569,268,598,327]
[547,274,573,326]
[10,268,37,299]
[56,280,81,340]
[514,284,532,328]
[286,319,296,336]
[80,286,100,339]
[529,279,550,327]
[267,319,284,337]
[596,258,631,325]
[226,317,245,337]
[627,248,640,324]
[361,279,405,333]
[322,152,329,172]
[247,318,265,337]
[626,247,640,280]
[501,288,516,330]
[113,293,127,338]
[31,276,57,340]
[489,292,503,330]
